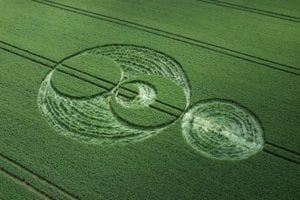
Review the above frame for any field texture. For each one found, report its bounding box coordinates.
[0,0,299,199]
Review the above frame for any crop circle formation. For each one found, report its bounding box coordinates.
[38,44,264,160]
[37,44,190,145]
[181,100,264,160]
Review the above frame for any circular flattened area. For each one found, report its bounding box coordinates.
[181,100,264,160]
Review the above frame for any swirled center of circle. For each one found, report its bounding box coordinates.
[181,100,264,160]
[37,44,190,145]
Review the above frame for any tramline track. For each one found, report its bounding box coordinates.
[0,40,299,165]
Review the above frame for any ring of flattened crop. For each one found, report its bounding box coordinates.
[37,44,191,145]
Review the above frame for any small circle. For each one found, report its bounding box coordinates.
[181,100,264,160]
[115,81,157,109]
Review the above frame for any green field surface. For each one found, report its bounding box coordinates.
[0,0,299,199]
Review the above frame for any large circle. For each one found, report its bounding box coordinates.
[181,100,264,160]
[37,44,190,145]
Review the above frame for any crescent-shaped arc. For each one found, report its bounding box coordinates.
[37,45,191,145]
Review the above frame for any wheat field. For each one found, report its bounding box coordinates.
[0,0,299,199]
